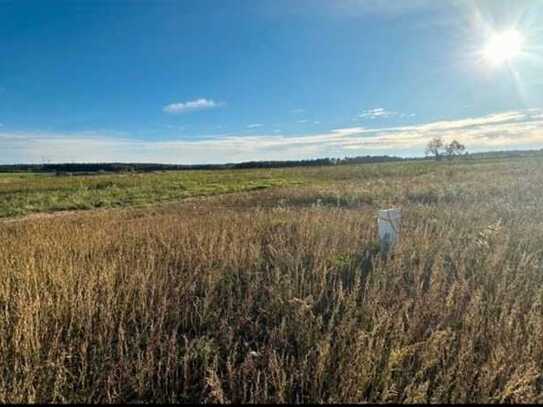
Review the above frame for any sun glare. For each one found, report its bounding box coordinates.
[483,29,524,65]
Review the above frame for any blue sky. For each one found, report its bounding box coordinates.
[1,0,542,164]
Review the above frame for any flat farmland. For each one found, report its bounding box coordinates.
[1,156,543,403]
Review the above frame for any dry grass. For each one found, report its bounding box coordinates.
[1,157,543,403]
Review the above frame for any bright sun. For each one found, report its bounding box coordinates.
[483,29,524,65]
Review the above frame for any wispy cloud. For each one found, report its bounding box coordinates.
[163,98,222,114]
[358,108,414,120]
[359,108,396,119]
[297,119,309,124]
[1,109,542,164]
[247,123,263,129]
[290,108,305,114]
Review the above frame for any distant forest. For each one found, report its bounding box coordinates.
[0,155,403,173]
[0,149,541,174]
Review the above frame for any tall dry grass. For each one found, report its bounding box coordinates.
[1,158,542,403]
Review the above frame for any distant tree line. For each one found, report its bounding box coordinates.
[0,155,404,174]
[1,149,541,174]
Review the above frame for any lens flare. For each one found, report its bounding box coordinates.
[483,29,524,65]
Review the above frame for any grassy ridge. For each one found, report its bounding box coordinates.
[1,156,543,403]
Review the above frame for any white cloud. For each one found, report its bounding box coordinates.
[290,108,305,114]
[332,127,366,135]
[163,98,222,114]
[247,123,263,129]
[414,111,527,132]
[358,108,416,121]
[1,109,542,164]
[359,108,399,120]
[297,119,309,124]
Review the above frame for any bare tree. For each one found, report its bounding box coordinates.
[445,140,466,159]
[425,137,444,161]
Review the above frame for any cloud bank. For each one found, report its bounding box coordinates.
[1,109,542,164]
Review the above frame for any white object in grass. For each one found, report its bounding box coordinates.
[378,208,401,253]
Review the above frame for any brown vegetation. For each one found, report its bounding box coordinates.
[1,157,542,403]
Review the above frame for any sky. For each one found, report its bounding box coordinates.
[1,0,542,164]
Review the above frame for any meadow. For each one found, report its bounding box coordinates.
[0,169,305,218]
[1,155,542,403]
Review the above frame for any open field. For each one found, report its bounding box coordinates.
[1,155,543,403]
[0,170,306,218]
[0,156,532,219]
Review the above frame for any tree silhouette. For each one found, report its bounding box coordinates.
[445,140,466,159]
[425,137,444,161]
